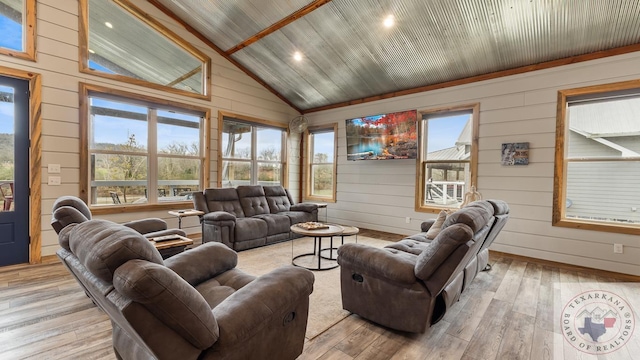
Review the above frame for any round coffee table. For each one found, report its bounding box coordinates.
[290,224,344,271]
[319,225,359,260]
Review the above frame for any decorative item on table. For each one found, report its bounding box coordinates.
[296,222,329,230]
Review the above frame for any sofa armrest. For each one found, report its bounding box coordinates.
[203,211,237,222]
[337,243,417,285]
[123,218,167,234]
[290,203,317,213]
[165,243,238,286]
[213,266,314,345]
[421,219,436,232]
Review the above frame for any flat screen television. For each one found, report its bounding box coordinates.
[346,109,418,161]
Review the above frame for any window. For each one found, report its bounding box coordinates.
[0,0,35,61]
[80,84,209,211]
[416,104,479,212]
[305,124,337,202]
[219,112,287,187]
[79,0,210,100]
[554,80,640,234]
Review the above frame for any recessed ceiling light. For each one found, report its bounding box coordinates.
[88,49,95,54]
[105,22,113,29]
[293,51,303,62]
[383,15,395,28]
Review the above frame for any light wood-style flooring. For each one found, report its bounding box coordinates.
[0,230,638,359]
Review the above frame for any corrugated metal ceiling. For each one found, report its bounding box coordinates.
[155,0,640,112]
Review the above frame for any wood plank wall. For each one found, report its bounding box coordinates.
[0,0,299,258]
[303,51,640,276]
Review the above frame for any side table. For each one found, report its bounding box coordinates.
[168,209,204,229]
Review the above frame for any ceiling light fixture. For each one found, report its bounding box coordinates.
[293,51,303,62]
[105,22,113,29]
[88,49,95,54]
[383,15,395,28]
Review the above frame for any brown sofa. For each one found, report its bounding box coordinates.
[53,218,315,360]
[193,185,318,251]
[337,201,503,333]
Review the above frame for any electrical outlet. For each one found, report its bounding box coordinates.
[48,176,61,186]
[613,244,623,254]
[405,217,411,224]
[48,163,61,174]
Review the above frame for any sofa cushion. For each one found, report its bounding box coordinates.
[204,188,245,217]
[254,214,291,235]
[237,185,271,217]
[113,260,220,349]
[414,223,473,281]
[425,210,448,239]
[385,239,431,255]
[278,210,315,225]
[235,217,268,242]
[69,219,163,283]
[442,206,493,234]
[263,185,292,213]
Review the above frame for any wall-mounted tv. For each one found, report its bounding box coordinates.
[346,109,418,161]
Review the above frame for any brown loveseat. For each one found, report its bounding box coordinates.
[193,185,318,251]
[337,200,507,333]
[53,218,315,360]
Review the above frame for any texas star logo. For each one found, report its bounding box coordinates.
[562,290,635,355]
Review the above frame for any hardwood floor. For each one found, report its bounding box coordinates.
[1,233,638,359]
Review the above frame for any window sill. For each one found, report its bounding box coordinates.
[553,218,640,235]
[90,201,192,215]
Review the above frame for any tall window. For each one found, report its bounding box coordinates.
[554,80,640,234]
[81,84,208,210]
[416,104,479,212]
[0,0,35,61]
[305,124,337,202]
[220,113,287,187]
[80,0,210,99]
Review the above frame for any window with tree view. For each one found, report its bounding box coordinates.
[86,90,205,207]
[417,105,478,212]
[554,81,640,233]
[221,116,286,187]
[306,125,336,201]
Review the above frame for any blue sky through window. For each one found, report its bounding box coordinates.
[0,86,14,134]
[90,98,200,152]
[0,12,23,51]
[427,114,470,153]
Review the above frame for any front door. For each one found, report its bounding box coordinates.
[0,75,30,266]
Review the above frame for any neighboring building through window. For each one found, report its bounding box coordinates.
[80,0,210,99]
[220,113,287,188]
[416,104,479,212]
[305,124,337,202]
[80,84,208,209]
[554,80,640,234]
[0,0,35,61]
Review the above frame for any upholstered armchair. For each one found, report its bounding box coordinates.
[337,205,494,333]
[55,218,314,360]
[50,195,186,239]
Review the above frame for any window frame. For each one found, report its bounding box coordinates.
[80,83,210,215]
[553,79,640,235]
[304,123,337,202]
[217,111,288,188]
[78,0,211,100]
[0,0,36,61]
[415,103,479,213]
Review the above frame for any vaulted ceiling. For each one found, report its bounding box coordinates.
[150,0,640,113]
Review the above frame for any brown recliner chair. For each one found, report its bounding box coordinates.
[337,204,494,333]
[51,195,186,239]
[54,218,314,360]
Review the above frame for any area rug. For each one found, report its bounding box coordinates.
[236,235,392,340]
